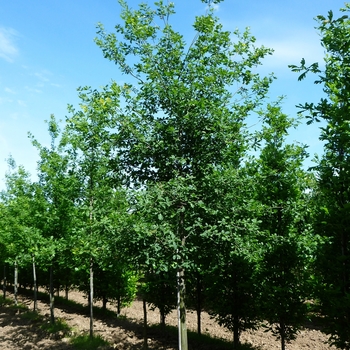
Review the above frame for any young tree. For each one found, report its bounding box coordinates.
[251,103,312,350]
[0,158,47,309]
[95,1,273,348]
[29,115,80,323]
[290,5,350,349]
[61,84,124,338]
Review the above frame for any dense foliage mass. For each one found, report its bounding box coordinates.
[1,1,350,350]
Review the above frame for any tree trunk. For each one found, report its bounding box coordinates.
[117,295,121,315]
[177,210,188,350]
[102,296,107,311]
[3,264,6,299]
[177,266,188,350]
[233,314,240,349]
[14,261,18,306]
[89,257,94,338]
[143,298,148,349]
[196,275,202,335]
[65,285,69,300]
[280,319,286,350]
[160,308,166,329]
[50,265,55,324]
[32,256,37,311]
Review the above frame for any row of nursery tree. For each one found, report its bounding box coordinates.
[1,1,350,349]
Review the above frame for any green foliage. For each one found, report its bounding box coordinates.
[291,5,350,349]
[249,102,313,350]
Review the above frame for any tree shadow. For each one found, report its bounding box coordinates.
[2,288,262,350]
[0,304,76,350]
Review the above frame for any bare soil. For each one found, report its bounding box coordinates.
[0,288,335,350]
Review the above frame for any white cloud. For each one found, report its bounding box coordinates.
[4,87,16,94]
[260,35,324,69]
[33,70,51,82]
[0,27,19,62]
[25,86,42,94]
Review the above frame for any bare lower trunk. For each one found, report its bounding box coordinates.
[160,308,166,329]
[280,320,286,350]
[3,264,7,299]
[117,295,121,315]
[177,266,188,350]
[32,256,37,311]
[50,265,55,324]
[65,285,69,300]
[89,258,94,338]
[177,209,188,350]
[233,314,240,349]
[102,296,108,311]
[143,298,148,349]
[196,275,202,335]
[14,261,18,306]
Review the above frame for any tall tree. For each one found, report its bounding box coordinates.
[290,5,350,349]
[29,115,79,323]
[61,84,123,338]
[95,1,274,348]
[251,103,312,350]
[0,158,47,308]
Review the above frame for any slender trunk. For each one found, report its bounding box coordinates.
[32,256,37,311]
[3,264,6,299]
[89,174,94,339]
[117,295,121,315]
[196,275,202,335]
[177,266,188,350]
[50,265,55,324]
[160,308,166,329]
[279,319,286,350]
[88,266,94,336]
[102,296,107,312]
[14,261,18,306]
[177,210,188,350]
[65,285,69,300]
[143,298,148,349]
[233,314,240,349]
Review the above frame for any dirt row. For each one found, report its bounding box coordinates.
[0,289,335,349]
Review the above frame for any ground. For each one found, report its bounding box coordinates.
[0,289,335,349]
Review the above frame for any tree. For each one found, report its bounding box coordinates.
[290,4,350,349]
[199,167,263,349]
[0,158,47,309]
[29,115,80,323]
[251,103,312,350]
[95,1,273,348]
[61,84,125,338]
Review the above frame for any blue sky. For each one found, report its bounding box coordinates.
[0,0,346,189]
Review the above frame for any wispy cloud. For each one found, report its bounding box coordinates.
[33,70,51,82]
[259,34,324,69]
[4,87,16,94]
[25,86,42,94]
[0,27,19,62]
[17,100,27,107]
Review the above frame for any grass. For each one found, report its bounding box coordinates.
[148,324,258,350]
[70,333,110,350]
[9,302,29,312]
[20,310,43,322]
[0,295,13,306]
[41,317,72,334]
